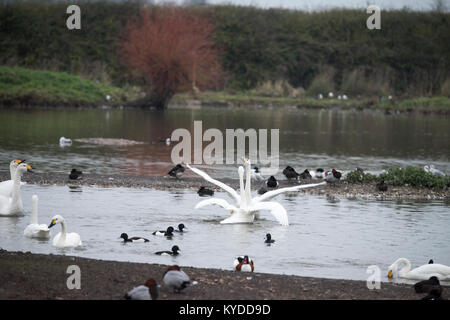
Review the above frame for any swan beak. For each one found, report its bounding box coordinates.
[387,270,393,279]
[15,159,25,164]
[48,219,56,228]
[26,165,33,172]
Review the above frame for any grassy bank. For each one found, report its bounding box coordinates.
[0,66,137,107]
[171,91,450,113]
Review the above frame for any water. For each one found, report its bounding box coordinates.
[0,184,449,284]
[0,107,448,178]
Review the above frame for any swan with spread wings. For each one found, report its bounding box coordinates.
[187,159,325,226]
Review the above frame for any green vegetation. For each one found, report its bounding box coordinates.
[346,167,449,190]
[0,1,449,108]
[0,66,136,107]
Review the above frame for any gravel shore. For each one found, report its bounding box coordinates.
[1,250,443,300]
[1,171,448,201]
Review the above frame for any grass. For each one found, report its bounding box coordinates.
[0,66,138,107]
[372,97,450,113]
[346,166,449,190]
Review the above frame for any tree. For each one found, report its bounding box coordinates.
[121,6,221,109]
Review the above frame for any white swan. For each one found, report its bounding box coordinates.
[59,136,72,147]
[0,163,31,216]
[388,258,450,280]
[424,165,446,177]
[48,215,82,248]
[188,159,326,226]
[24,195,50,239]
[0,160,26,197]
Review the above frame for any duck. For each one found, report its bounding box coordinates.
[23,195,51,239]
[124,278,159,300]
[59,137,72,147]
[429,259,434,264]
[163,265,190,293]
[414,276,441,294]
[197,186,214,197]
[387,258,450,280]
[264,233,275,244]
[325,169,342,184]
[0,163,32,216]
[168,164,185,179]
[120,233,149,243]
[174,223,187,233]
[152,226,174,237]
[282,166,299,181]
[155,245,180,256]
[251,167,264,181]
[299,169,312,179]
[266,176,279,188]
[312,168,325,179]
[234,255,254,272]
[69,169,83,180]
[376,180,388,192]
[0,160,26,197]
[48,215,82,248]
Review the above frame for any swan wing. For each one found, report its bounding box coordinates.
[187,164,241,204]
[248,201,289,226]
[0,180,13,197]
[252,181,326,203]
[195,198,237,212]
[411,264,450,279]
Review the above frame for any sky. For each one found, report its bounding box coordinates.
[154,0,448,11]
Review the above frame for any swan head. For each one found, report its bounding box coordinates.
[15,163,32,175]
[10,159,25,169]
[48,215,65,228]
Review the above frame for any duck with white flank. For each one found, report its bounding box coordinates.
[325,169,342,185]
[152,226,174,237]
[48,215,82,248]
[124,278,159,300]
[197,186,214,196]
[163,265,191,293]
[264,233,275,244]
[266,176,279,188]
[174,223,187,233]
[312,168,325,179]
[376,180,388,192]
[155,245,180,256]
[234,256,254,272]
[0,160,26,197]
[168,164,185,179]
[0,163,32,216]
[282,166,299,181]
[251,167,264,181]
[120,233,149,243]
[69,169,83,180]
[299,169,312,179]
[24,195,50,239]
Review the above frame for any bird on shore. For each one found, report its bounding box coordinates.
[59,137,72,147]
[388,258,450,280]
[175,223,187,233]
[152,226,174,237]
[155,245,180,256]
[163,265,191,293]
[422,289,443,300]
[264,233,275,244]
[234,255,254,272]
[414,276,442,294]
[120,233,149,243]
[197,186,214,197]
[168,164,185,179]
[299,169,312,179]
[282,166,299,181]
[266,176,279,188]
[251,167,264,181]
[376,180,388,192]
[325,169,342,184]
[69,169,82,180]
[424,165,446,177]
[124,278,159,300]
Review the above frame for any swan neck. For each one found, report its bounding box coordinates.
[245,163,251,203]
[396,258,411,276]
[239,170,246,206]
[11,170,22,203]
[10,164,16,180]
[31,197,38,225]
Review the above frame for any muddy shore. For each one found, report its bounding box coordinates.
[1,250,443,300]
[1,171,448,201]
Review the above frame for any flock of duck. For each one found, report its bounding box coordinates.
[1,157,449,300]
